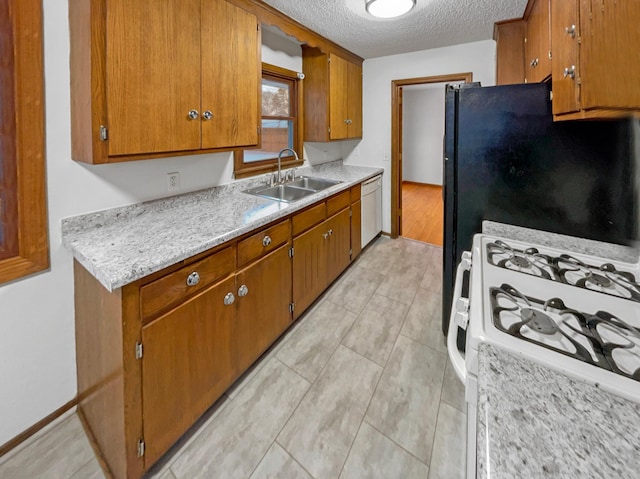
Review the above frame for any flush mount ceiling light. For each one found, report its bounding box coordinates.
[365,0,416,19]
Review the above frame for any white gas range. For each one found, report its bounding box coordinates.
[447,233,640,478]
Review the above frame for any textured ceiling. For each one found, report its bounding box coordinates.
[261,0,528,59]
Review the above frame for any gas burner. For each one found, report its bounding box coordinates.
[490,284,640,381]
[486,240,556,280]
[555,254,640,302]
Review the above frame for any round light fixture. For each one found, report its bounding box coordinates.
[365,0,416,19]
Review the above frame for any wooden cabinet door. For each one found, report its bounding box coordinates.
[329,53,348,140]
[201,0,260,149]
[347,61,363,138]
[326,208,351,285]
[525,0,551,83]
[351,200,362,260]
[293,220,328,319]
[235,243,292,373]
[141,275,236,465]
[106,0,202,156]
[495,19,526,85]
[551,0,580,115]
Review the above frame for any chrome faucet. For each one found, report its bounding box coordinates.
[277,148,299,184]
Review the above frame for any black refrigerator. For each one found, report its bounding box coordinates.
[442,82,638,335]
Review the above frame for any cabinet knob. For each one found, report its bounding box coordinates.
[565,24,576,38]
[563,65,576,79]
[202,110,213,121]
[186,272,200,287]
[188,109,199,120]
[322,232,329,240]
[262,235,272,247]
[328,229,333,236]
[238,284,249,297]
[223,292,235,306]
[530,58,539,68]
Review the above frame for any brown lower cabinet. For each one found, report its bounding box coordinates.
[74,184,363,478]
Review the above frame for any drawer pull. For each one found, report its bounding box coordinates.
[238,284,249,297]
[186,272,200,287]
[565,24,576,38]
[262,235,272,247]
[563,65,576,79]
[223,292,235,306]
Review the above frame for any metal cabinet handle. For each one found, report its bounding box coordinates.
[328,229,333,236]
[262,235,272,247]
[322,232,329,240]
[188,109,199,120]
[565,24,576,38]
[223,292,235,306]
[202,110,213,121]
[186,272,200,287]
[563,65,576,79]
[238,284,249,297]
[530,58,539,68]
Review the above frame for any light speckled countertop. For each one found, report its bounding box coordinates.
[477,343,640,479]
[476,222,640,478]
[62,161,382,291]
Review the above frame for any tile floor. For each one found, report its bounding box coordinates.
[0,236,466,479]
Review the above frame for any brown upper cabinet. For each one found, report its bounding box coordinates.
[494,19,526,85]
[495,0,640,120]
[302,47,363,141]
[551,0,640,120]
[70,0,261,164]
[525,0,552,83]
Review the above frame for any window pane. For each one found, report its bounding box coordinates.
[262,78,290,116]
[244,119,293,163]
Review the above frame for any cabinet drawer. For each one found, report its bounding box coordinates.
[238,220,291,267]
[141,246,236,322]
[350,184,361,203]
[327,190,350,217]
[292,202,327,236]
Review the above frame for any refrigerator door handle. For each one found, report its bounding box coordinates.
[447,251,472,383]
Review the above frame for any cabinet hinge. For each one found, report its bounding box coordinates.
[328,127,331,134]
[257,23,260,31]
[548,50,552,60]
[289,302,295,313]
[135,342,143,360]
[137,438,145,458]
[550,91,553,101]
[349,248,353,256]
[289,247,294,258]
[99,125,108,141]
[349,209,353,217]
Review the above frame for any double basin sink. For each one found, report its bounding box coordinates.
[244,176,342,203]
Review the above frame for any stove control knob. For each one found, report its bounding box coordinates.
[455,297,469,313]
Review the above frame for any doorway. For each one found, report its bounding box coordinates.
[390,73,473,244]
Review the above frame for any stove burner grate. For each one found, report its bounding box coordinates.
[491,284,640,381]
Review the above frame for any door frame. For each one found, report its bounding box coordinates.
[390,72,473,238]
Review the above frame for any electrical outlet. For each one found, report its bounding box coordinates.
[167,172,180,193]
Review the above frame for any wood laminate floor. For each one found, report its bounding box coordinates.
[0,237,463,479]
[401,182,443,247]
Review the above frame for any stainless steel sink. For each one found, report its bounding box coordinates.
[243,176,342,203]
[287,176,342,190]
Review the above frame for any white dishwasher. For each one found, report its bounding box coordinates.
[361,174,382,248]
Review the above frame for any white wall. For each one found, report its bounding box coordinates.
[402,85,448,185]
[344,40,497,233]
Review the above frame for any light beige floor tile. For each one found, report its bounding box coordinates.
[420,255,443,293]
[339,422,430,479]
[69,458,106,479]
[357,237,403,275]
[170,358,309,479]
[326,265,386,314]
[441,359,466,413]
[276,300,358,382]
[342,294,409,366]
[401,288,446,354]
[278,345,382,479]
[375,262,424,305]
[0,414,95,479]
[428,403,467,479]
[397,238,435,270]
[249,443,313,479]
[365,335,446,464]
